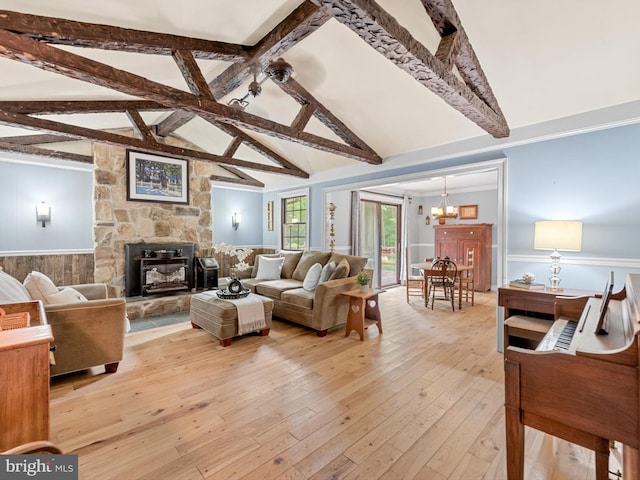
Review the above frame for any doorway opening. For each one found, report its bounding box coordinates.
[360,199,401,288]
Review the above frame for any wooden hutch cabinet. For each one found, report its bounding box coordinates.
[434,223,493,291]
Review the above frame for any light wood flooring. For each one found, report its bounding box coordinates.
[49,287,609,479]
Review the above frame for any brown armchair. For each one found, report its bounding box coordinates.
[0,269,127,376]
[45,282,127,376]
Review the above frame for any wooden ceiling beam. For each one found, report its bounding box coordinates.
[0,100,164,114]
[0,109,307,177]
[125,109,157,144]
[210,173,265,188]
[419,0,507,122]
[171,49,216,100]
[277,77,377,154]
[156,1,331,136]
[0,10,247,61]
[0,141,93,164]
[0,29,380,164]
[291,103,316,131]
[312,0,509,138]
[0,99,311,176]
[0,133,77,144]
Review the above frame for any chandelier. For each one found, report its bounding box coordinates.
[431,177,458,219]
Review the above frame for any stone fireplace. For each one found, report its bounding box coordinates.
[92,140,214,319]
[124,242,196,297]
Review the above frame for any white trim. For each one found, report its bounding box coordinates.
[0,249,95,256]
[508,254,640,269]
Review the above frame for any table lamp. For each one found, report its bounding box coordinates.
[534,220,582,291]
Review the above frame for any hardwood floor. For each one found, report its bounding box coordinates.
[49,287,605,479]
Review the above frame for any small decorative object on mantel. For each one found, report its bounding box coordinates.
[357,271,371,293]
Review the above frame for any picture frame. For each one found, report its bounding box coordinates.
[459,204,478,220]
[126,150,189,204]
[266,201,274,231]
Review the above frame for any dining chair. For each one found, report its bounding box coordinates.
[405,248,424,303]
[459,248,475,306]
[427,258,457,311]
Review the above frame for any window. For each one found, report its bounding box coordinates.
[281,193,308,250]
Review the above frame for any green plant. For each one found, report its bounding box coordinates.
[357,271,370,286]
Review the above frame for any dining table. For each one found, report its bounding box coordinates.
[413,262,473,310]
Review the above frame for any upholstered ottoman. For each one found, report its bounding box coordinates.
[190,291,273,346]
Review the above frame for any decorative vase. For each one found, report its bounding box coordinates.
[360,284,369,293]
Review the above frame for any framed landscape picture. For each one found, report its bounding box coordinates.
[127,150,189,204]
[459,204,478,219]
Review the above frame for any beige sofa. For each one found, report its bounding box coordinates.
[239,251,368,336]
[0,269,127,376]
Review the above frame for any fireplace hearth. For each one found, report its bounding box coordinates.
[125,242,195,297]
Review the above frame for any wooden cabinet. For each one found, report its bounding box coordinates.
[434,223,492,291]
[0,301,53,451]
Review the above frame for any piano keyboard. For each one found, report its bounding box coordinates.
[552,320,577,350]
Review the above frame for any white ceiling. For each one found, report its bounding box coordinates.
[0,0,638,192]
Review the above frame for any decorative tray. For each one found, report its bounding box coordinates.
[216,288,250,299]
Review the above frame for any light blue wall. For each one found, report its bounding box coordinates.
[211,187,263,248]
[0,161,93,252]
[2,122,639,295]
[503,123,640,290]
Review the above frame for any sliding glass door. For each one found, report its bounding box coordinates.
[360,199,400,288]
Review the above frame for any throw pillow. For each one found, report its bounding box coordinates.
[328,258,350,280]
[319,261,336,284]
[23,271,59,304]
[302,263,323,291]
[251,253,280,278]
[292,251,331,281]
[0,268,32,303]
[279,251,303,279]
[255,256,285,280]
[46,287,88,305]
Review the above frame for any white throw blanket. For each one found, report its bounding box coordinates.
[226,294,266,335]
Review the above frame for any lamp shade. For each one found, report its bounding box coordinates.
[534,221,582,251]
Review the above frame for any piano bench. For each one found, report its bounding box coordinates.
[504,315,553,350]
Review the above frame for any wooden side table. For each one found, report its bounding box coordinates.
[342,289,383,341]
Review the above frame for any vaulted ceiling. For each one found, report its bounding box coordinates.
[0,0,638,191]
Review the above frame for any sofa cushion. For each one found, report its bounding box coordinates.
[292,251,331,281]
[281,288,314,310]
[23,271,59,304]
[46,287,88,305]
[302,263,322,291]
[255,256,285,280]
[251,254,280,278]
[329,258,350,280]
[0,268,31,303]
[328,253,368,277]
[256,279,303,300]
[319,261,336,284]
[279,251,303,279]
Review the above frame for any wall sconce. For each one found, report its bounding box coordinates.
[36,201,51,228]
[231,212,240,230]
[418,205,423,215]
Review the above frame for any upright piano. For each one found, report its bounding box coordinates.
[504,273,640,480]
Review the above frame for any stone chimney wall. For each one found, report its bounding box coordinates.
[93,140,214,318]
